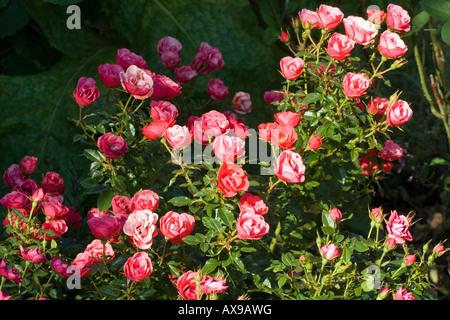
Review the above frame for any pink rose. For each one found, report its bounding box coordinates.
[188,116,209,145]
[40,219,68,240]
[316,5,344,30]
[394,287,416,300]
[327,32,356,61]
[0,260,22,283]
[386,99,413,126]
[236,207,269,240]
[3,164,25,188]
[160,50,181,69]
[19,245,46,264]
[190,42,224,75]
[320,243,340,259]
[174,66,198,84]
[177,270,202,300]
[368,97,389,117]
[41,171,65,194]
[378,30,408,59]
[0,291,11,300]
[120,65,154,100]
[386,4,411,33]
[217,163,249,198]
[299,8,320,29]
[97,64,124,88]
[274,111,301,127]
[239,193,268,215]
[73,77,100,107]
[201,110,229,137]
[343,16,377,46]
[433,244,445,256]
[129,189,159,212]
[264,90,284,106]
[51,257,71,277]
[84,239,115,263]
[212,134,246,164]
[70,252,94,278]
[42,196,69,220]
[379,140,403,162]
[329,208,342,223]
[116,48,148,70]
[274,150,306,183]
[308,135,322,150]
[124,251,153,282]
[159,211,195,243]
[386,210,413,245]
[123,210,158,249]
[280,56,304,80]
[150,74,182,100]
[150,100,178,122]
[207,78,229,100]
[342,72,370,99]
[87,214,122,240]
[165,125,192,150]
[232,91,252,114]
[200,275,228,294]
[19,156,38,176]
[97,132,128,159]
[258,122,278,142]
[111,195,131,215]
[404,254,416,266]
[367,9,386,24]
[142,118,176,141]
[157,36,183,56]
[227,116,251,140]
[0,191,29,210]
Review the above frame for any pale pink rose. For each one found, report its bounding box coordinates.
[200,275,228,294]
[368,97,389,117]
[379,140,403,162]
[165,125,192,150]
[274,111,301,127]
[97,64,124,88]
[316,4,344,30]
[124,251,153,282]
[394,287,416,300]
[386,99,413,126]
[386,4,411,33]
[320,243,340,260]
[378,30,408,59]
[201,110,229,137]
[159,211,195,243]
[73,77,100,107]
[129,189,159,212]
[280,56,304,80]
[342,72,370,98]
[19,245,46,264]
[298,8,320,29]
[274,150,306,183]
[212,134,245,164]
[150,100,178,122]
[327,32,356,61]
[116,48,148,70]
[367,9,386,24]
[123,210,158,249]
[240,193,268,215]
[157,36,182,56]
[175,66,198,84]
[236,207,270,240]
[386,210,413,245]
[343,16,377,46]
[120,65,154,100]
[207,78,229,100]
[232,91,252,114]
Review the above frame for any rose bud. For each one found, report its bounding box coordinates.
[367,9,386,24]
[73,77,100,107]
[97,64,124,88]
[404,254,416,266]
[299,8,320,29]
[41,171,65,194]
[329,208,342,223]
[264,90,284,106]
[19,245,46,264]
[160,50,181,69]
[320,243,340,260]
[97,133,128,159]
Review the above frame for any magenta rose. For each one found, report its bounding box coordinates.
[73,77,100,107]
[150,74,182,100]
[157,36,182,56]
[19,245,46,264]
[97,132,128,159]
[264,90,284,106]
[116,48,148,70]
[3,164,25,188]
[97,64,124,88]
[87,214,122,240]
[19,156,38,176]
[174,65,198,84]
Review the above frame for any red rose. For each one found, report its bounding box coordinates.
[41,171,65,194]
[142,118,176,141]
[270,124,298,150]
[124,251,153,282]
[217,163,249,198]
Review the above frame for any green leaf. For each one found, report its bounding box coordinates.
[322,210,335,228]
[302,92,322,106]
[230,251,246,273]
[412,10,430,32]
[97,189,115,212]
[84,149,104,163]
[430,157,450,166]
[182,235,201,246]
[420,0,450,20]
[217,207,235,228]
[355,241,369,252]
[441,20,450,46]
[168,196,192,207]
[202,258,220,274]
[342,246,352,264]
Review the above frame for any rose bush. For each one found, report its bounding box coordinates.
[0,3,447,301]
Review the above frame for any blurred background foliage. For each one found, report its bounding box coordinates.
[0,0,449,297]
